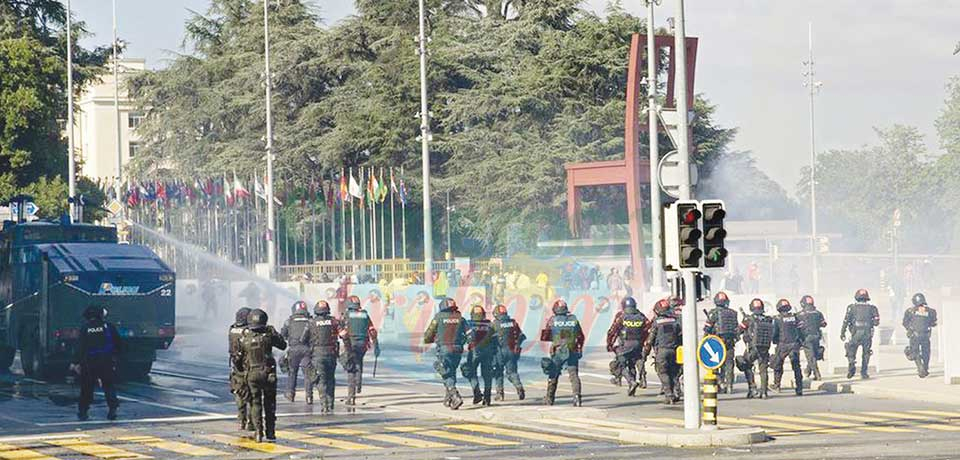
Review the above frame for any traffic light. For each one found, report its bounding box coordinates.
[701,200,727,268]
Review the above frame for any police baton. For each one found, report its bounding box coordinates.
[372,354,378,378]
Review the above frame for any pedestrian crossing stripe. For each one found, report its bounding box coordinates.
[274,430,380,450]
[313,427,368,436]
[910,410,960,419]
[806,412,889,423]
[360,433,454,449]
[917,424,960,432]
[44,438,151,459]
[0,441,58,460]
[117,436,229,457]
[202,434,307,454]
[386,427,520,446]
[717,416,857,435]
[750,414,910,434]
[446,424,583,444]
[862,411,937,421]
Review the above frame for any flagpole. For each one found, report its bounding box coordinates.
[370,167,377,260]
[401,166,408,260]
[341,168,347,262]
[360,168,367,261]
[329,172,336,261]
[390,168,396,260]
[350,168,357,261]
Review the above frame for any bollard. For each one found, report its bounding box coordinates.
[702,368,718,430]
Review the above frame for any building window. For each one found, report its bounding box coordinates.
[129,141,141,158]
[128,113,144,129]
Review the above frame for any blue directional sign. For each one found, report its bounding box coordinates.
[697,334,727,370]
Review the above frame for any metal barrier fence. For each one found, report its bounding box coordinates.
[277,259,507,282]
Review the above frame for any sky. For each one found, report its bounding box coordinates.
[72,0,960,194]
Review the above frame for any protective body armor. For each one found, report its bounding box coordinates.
[620,310,648,341]
[242,330,275,369]
[426,309,466,351]
[466,319,496,353]
[905,307,936,335]
[653,316,681,349]
[346,310,372,343]
[285,314,312,348]
[849,303,878,330]
[549,314,581,352]
[715,307,739,336]
[798,309,824,337]
[229,324,246,357]
[748,315,774,349]
[311,315,340,354]
[775,313,802,345]
[495,318,524,354]
[83,321,116,357]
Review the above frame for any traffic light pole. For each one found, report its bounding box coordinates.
[672,0,702,430]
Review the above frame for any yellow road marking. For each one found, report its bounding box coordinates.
[910,410,960,419]
[0,442,59,460]
[45,438,150,459]
[918,424,960,432]
[807,412,888,423]
[201,434,305,455]
[753,414,912,434]
[313,428,368,436]
[360,434,453,449]
[717,416,855,435]
[863,411,935,421]
[385,427,519,446]
[117,436,228,457]
[446,424,582,444]
[274,431,379,450]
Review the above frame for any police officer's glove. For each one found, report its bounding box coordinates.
[374,341,381,358]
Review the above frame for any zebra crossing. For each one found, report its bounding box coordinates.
[640,409,960,437]
[0,421,589,459]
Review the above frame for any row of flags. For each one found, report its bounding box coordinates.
[97,167,410,210]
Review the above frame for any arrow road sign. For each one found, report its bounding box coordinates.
[697,334,727,370]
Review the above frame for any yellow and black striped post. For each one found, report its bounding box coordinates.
[702,368,719,429]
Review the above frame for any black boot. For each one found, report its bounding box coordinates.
[255,429,264,443]
[860,355,871,379]
[746,387,756,399]
[284,391,295,402]
[627,382,640,396]
[846,363,856,379]
[572,394,582,407]
[813,365,822,381]
[472,386,483,405]
[494,386,505,401]
[449,388,463,410]
[78,409,89,421]
[107,407,118,421]
[482,388,492,406]
[771,373,782,392]
[516,385,525,401]
[543,380,557,406]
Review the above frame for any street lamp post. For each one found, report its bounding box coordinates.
[418,0,434,285]
[112,0,122,200]
[263,0,277,279]
[803,22,822,294]
[645,0,663,292]
[66,0,76,222]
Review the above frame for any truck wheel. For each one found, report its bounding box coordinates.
[0,347,14,372]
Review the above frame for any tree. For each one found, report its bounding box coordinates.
[0,1,110,214]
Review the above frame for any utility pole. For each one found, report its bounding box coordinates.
[645,0,663,291]
[672,0,701,430]
[418,0,434,285]
[445,190,452,260]
[66,0,76,222]
[263,0,277,279]
[112,0,122,199]
[803,22,822,294]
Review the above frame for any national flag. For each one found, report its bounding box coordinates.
[399,177,408,206]
[233,172,251,205]
[224,173,235,207]
[254,172,266,200]
[390,168,398,197]
[339,170,348,202]
[376,168,388,203]
[366,168,376,204]
[326,178,335,209]
[348,170,362,199]
[127,181,140,207]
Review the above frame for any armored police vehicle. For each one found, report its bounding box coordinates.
[0,219,175,379]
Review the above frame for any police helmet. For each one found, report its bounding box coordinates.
[621,296,637,311]
[912,292,927,307]
[654,298,671,315]
[552,299,569,315]
[493,304,508,318]
[471,304,486,321]
[800,295,815,309]
[248,308,268,329]
[83,305,104,320]
[776,298,792,313]
[314,300,331,316]
[441,297,459,311]
[749,298,765,314]
[714,291,730,308]
[235,307,252,324]
[854,288,870,302]
[292,300,309,315]
[347,295,362,310]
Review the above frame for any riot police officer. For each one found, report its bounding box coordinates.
[540,299,585,406]
[281,301,312,403]
[72,305,122,421]
[236,309,286,442]
[902,293,938,378]
[703,291,739,394]
[424,297,467,409]
[737,298,773,399]
[461,305,497,406]
[229,307,252,430]
[308,301,349,413]
[841,289,880,379]
[606,296,648,396]
[341,295,380,405]
[491,304,525,401]
[645,298,681,404]
[796,295,826,380]
[770,299,803,396]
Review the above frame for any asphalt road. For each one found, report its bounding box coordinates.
[1,330,958,459]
